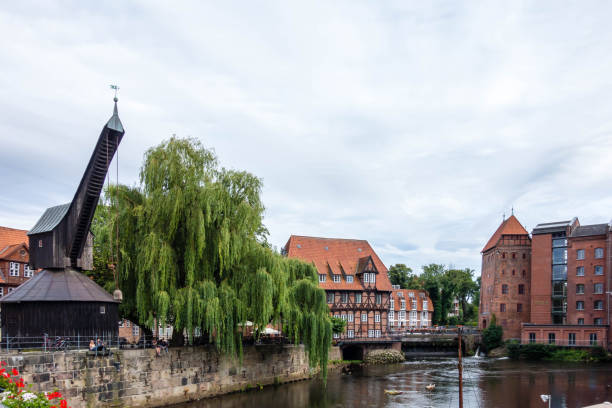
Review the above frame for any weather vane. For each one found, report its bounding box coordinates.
[110,84,120,101]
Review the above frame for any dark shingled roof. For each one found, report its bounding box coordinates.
[28,203,70,235]
[571,224,609,238]
[0,269,118,303]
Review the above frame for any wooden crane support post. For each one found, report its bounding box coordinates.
[458,326,463,408]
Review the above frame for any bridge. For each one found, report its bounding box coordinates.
[336,328,482,360]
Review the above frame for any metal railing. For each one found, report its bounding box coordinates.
[0,334,160,352]
[513,338,603,347]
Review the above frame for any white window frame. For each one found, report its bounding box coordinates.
[595,248,604,259]
[333,332,339,339]
[594,300,603,310]
[319,274,326,283]
[412,300,417,309]
[341,314,347,321]
[363,273,369,283]
[347,312,353,322]
[577,266,585,276]
[347,329,354,338]
[333,274,341,283]
[375,313,380,323]
[576,301,584,310]
[341,292,348,303]
[23,265,33,278]
[375,329,381,338]
[368,329,374,338]
[390,298,394,309]
[327,292,334,303]
[0,287,3,297]
[577,249,585,260]
[399,311,406,321]
[400,300,406,310]
[355,293,362,303]
[126,320,131,327]
[595,266,604,276]
[346,276,353,283]
[133,325,139,336]
[423,300,428,311]
[9,262,19,277]
[119,320,124,328]
[361,313,368,322]
[594,283,603,294]
[389,311,394,321]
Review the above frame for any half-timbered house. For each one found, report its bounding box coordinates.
[284,236,393,340]
[0,226,39,297]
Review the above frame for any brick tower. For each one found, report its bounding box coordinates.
[480,215,531,339]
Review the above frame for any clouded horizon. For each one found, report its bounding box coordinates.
[2,1,612,276]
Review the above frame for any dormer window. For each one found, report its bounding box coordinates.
[318,274,326,283]
[24,265,33,278]
[346,276,353,283]
[398,291,404,298]
[400,300,406,310]
[362,273,376,284]
[333,274,341,283]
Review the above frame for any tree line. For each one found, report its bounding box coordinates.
[387,263,480,326]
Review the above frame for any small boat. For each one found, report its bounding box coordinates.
[426,384,436,391]
[384,390,403,395]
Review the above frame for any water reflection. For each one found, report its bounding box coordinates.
[177,357,612,408]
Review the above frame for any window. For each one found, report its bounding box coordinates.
[522,270,526,278]
[568,333,576,346]
[333,332,339,339]
[132,325,139,336]
[346,276,353,283]
[370,273,376,284]
[553,248,567,264]
[126,320,131,327]
[590,333,598,345]
[578,318,584,325]
[502,284,508,294]
[576,301,584,310]
[576,266,584,276]
[552,238,567,247]
[390,298,394,309]
[400,300,406,310]
[595,248,604,259]
[348,312,353,322]
[333,274,340,283]
[574,284,584,295]
[400,311,406,321]
[341,292,348,303]
[341,314,347,321]
[327,293,334,303]
[375,313,380,323]
[411,300,417,309]
[375,330,381,338]
[548,333,556,345]
[389,311,394,321]
[9,262,19,277]
[0,287,3,297]
[8,288,13,293]
[376,293,382,304]
[368,330,374,338]
[595,266,603,276]
[522,253,526,259]
[361,313,368,322]
[512,253,516,259]
[594,283,603,294]
[594,300,603,310]
[23,265,33,278]
[518,284,525,295]
[119,320,124,328]
[319,274,326,283]
[512,269,515,276]
[517,303,523,313]
[355,293,362,303]
[594,318,603,325]
[500,303,506,312]
[363,273,369,283]
[529,333,536,344]
[38,240,43,248]
[100,306,106,314]
[423,300,428,310]
[552,265,567,280]
[347,330,354,338]
[576,249,585,260]
[502,252,506,259]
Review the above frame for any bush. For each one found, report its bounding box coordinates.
[0,361,71,407]
[520,343,554,360]
[482,324,503,351]
[506,340,521,360]
[330,316,346,334]
[364,349,405,365]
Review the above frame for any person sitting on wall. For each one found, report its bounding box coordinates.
[96,338,105,351]
[89,340,96,351]
[160,338,169,353]
[153,339,161,357]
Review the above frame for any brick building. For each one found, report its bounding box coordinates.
[389,286,433,330]
[479,215,532,339]
[0,226,39,297]
[480,215,612,348]
[284,236,393,340]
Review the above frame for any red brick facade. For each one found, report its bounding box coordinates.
[284,236,393,340]
[482,216,612,348]
[479,216,531,339]
[389,288,433,331]
[0,227,39,296]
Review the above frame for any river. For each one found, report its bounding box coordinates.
[178,357,612,408]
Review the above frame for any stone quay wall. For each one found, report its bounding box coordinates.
[0,344,318,407]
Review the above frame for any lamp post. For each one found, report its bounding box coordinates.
[540,394,551,408]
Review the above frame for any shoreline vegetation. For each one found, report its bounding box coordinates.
[505,342,612,362]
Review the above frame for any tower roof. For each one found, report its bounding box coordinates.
[482,215,528,253]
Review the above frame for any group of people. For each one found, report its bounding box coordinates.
[153,338,169,357]
[89,338,106,353]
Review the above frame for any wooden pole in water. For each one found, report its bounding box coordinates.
[458,326,463,408]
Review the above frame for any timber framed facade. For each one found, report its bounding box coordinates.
[284,236,393,340]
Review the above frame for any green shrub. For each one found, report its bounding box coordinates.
[506,340,521,360]
[482,324,503,351]
[520,343,555,360]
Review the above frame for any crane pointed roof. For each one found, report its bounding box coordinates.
[482,215,528,253]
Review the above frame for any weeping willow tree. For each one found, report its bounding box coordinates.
[103,137,331,376]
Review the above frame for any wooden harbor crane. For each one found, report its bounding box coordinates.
[0,96,125,339]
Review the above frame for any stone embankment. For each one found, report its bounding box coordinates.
[0,344,328,407]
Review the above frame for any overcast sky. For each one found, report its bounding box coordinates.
[1,1,612,275]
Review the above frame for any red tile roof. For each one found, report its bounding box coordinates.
[284,235,393,291]
[0,226,29,256]
[482,215,528,253]
[391,289,433,312]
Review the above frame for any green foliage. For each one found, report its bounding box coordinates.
[99,137,332,377]
[388,264,422,289]
[330,316,346,334]
[482,317,503,351]
[506,340,521,359]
